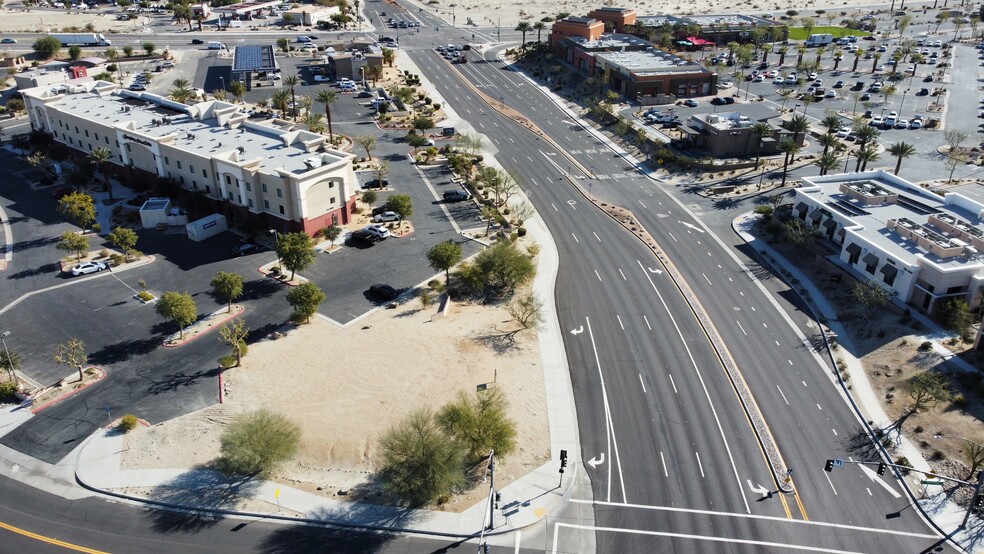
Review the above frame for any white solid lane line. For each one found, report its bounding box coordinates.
[618,268,627,281]
[643,315,652,330]
[585,318,627,503]
[668,232,678,242]
[824,471,838,495]
[571,233,579,243]
[593,232,602,242]
[776,385,789,405]
[660,452,668,477]
[702,273,712,285]
[595,269,602,281]
[668,374,678,394]
[695,452,706,478]
[551,203,558,211]
[639,200,647,208]
[616,315,625,330]
[639,373,646,393]
[736,321,747,336]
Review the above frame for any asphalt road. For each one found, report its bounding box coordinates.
[407,40,955,551]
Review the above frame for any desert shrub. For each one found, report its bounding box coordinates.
[99,249,109,258]
[129,250,143,260]
[930,450,946,461]
[0,381,18,402]
[418,288,433,307]
[952,394,968,409]
[136,290,154,302]
[919,341,933,351]
[110,253,125,267]
[377,409,466,506]
[219,355,237,369]
[436,388,517,459]
[216,409,301,477]
[517,227,527,237]
[118,414,138,433]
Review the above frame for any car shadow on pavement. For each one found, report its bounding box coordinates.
[146,469,261,534]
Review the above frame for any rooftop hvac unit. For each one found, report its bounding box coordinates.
[303,157,323,169]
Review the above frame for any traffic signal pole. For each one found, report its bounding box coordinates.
[960,470,984,530]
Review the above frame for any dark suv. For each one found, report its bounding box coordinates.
[232,242,259,256]
[349,229,380,246]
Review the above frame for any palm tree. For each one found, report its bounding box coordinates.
[871,53,881,73]
[888,141,916,175]
[852,48,862,72]
[89,146,114,199]
[778,46,789,66]
[382,47,395,67]
[814,151,839,175]
[750,122,773,169]
[515,21,532,50]
[855,145,879,171]
[365,64,383,86]
[787,114,810,144]
[796,46,806,67]
[778,138,801,187]
[283,74,299,122]
[316,89,338,143]
[818,133,839,156]
[853,124,879,150]
[820,113,841,135]
[303,113,325,134]
[533,21,546,43]
[271,89,290,119]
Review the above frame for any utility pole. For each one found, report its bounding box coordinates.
[960,471,984,530]
[486,449,496,530]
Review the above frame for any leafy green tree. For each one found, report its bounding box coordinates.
[437,388,517,459]
[361,190,377,208]
[68,45,82,61]
[57,191,96,230]
[277,37,289,52]
[906,371,953,413]
[385,194,413,224]
[850,279,888,319]
[217,409,301,477]
[456,241,535,299]
[107,226,138,261]
[935,297,974,338]
[377,409,466,506]
[32,36,62,60]
[508,293,544,331]
[53,339,87,382]
[142,42,155,56]
[276,232,316,281]
[155,291,198,339]
[57,231,90,261]
[0,346,21,385]
[230,81,246,103]
[286,282,325,323]
[412,116,434,133]
[123,45,134,58]
[320,224,342,247]
[427,241,462,285]
[406,132,429,152]
[210,272,244,312]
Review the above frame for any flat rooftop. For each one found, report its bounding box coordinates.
[800,173,984,271]
[594,48,709,76]
[232,44,278,72]
[26,82,346,177]
[636,13,774,27]
[570,32,650,50]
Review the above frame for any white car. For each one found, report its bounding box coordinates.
[70,261,107,276]
[835,127,851,138]
[313,75,331,83]
[785,75,797,84]
[363,224,391,239]
[373,211,400,223]
[718,81,734,88]
[825,89,837,98]
[808,72,818,80]
[773,76,785,84]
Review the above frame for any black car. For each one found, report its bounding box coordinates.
[917,87,930,96]
[851,81,865,91]
[923,75,934,82]
[369,283,400,300]
[232,242,259,256]
[191,39,204,45]
[860,93,871,101]
[349,229,380,245]
[443,189,471,202]
[371,205,390,216]
[723,96,735,104]
[363,178,389,189]
[307,35,319,40]
[710,97,727,105]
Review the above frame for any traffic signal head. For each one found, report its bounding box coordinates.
[824,459,834,472]
[560,449,568,468]
[877,463,887,476]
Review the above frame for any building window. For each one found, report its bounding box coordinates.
[192,180,197,189]
[165,156,169,165]
[84,130,89,138]
[115,140,119,147]
[126,143,131,152]
[177,161,182,169]
[179,176,185,184]
[883,271,896,286]
[264,200,270,209]
[189,165,195,174]
[279,205,285,214]
[245,182,251,192]
[205,185,211,193]
[95,133,99,141]
[276,188,283,198]
[225,175,231,185]
[119,155,124,163]
[105,137,109,145]
[262,183,268,193]
[75,126,79,133]
[330,197,336,204]
[202,169,208,178]
[248,199,254,208]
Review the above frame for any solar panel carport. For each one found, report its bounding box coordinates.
[232,45,279,91]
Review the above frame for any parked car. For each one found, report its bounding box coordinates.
[371,205,391,216]
[70,261,107,276]
[349,228,380,245]
[356,90,374,98]
[232,242,259,256]
[723,97,735,104]
[313,75,331,83]
[909,119,922,129]
[833,80,844,88]
[368,283,400,300]
[683,99,698,107]
[443,189,471,202]
[373,211,400,223]
[917,88,930,96]
[894,118,909,129]
[129,84,146,91]
[869,115,883,126]
[711,97,728,105]
[362,178,389,189]
[363,224,391,240]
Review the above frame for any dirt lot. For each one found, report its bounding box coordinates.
[757,219,984,491]
[121,291,550,511]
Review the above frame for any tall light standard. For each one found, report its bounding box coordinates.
[450,3,456,27]
[898,88,910,118]
[0,331,19,388]
[268,228,281,269]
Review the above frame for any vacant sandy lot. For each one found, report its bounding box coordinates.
[0,10,144,35]
[122,294,550,511]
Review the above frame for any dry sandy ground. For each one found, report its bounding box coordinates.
[121,295,550,511]
[0,10,144,35]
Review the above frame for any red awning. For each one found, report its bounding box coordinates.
[686,36,714,46]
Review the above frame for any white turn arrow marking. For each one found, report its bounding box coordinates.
[858,464,902,498]
[587,453,605,468]
[570,326,584,335]
[567,200,578,211]
[647,267,663,275]
[747,480,770,497]
[678,221,705,233]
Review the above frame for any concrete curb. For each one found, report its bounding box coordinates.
[162,306,244,348]
[30,366,107,414]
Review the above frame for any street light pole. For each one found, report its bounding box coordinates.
[0,331,19,388]
[268,228,281,269]
[898,88,910,118]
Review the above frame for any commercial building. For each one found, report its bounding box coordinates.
[214,0,281,21]
[284,5,340,26]
[793,171,984,312]
[21,81,359,236]
[585,6,637,33]
[550,27,717,99]
[679,104,790,157]
[634,13,785,44]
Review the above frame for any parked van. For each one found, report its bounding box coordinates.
[207,41,227,50]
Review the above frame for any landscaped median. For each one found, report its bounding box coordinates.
[30,366,106,414]
[162,305,245,348]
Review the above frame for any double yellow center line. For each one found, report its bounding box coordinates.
[0,520,109,553]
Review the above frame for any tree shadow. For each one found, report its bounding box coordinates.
[145,366,220,396]
[88,336,161,366]
[393,308,420,319]
[713,197,741,210]
[7,262,60,279]
[472,326,521,355]
[245,323,283,345]
[146,468,261,534]
[12,235,61,252]
[238,278,284,302]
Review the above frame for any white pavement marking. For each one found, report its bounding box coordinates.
[585,317,627,503]
[776,385,789,405]
[638,374,646,393]
[702,273,712,285]
[775,340,780,346]
[551,203,558,211]
[817,404,822,411]
[858,463,902,498]
[635,260,750,513]
[638,200,647,209]
[568,500,939,539]
[531,178,538,186]
[660,452,668,477]
[0,201,12,265]
[736,321,747,336]
[695,452,705,477]
[668,374,678,394]
[571,233,579,243]
[788,360,794,366]
[593,232,601,242]
[514,530,522,553]
[802,381,808,387]
[618,268,627,281]
[595,269,602,282]
[668,232,678,242]
[832,428,838,436]
[616,315,624,330]
[553,523,864,554]
[867,488,873,496]
[643,315,652,330]
[824,471,838,495]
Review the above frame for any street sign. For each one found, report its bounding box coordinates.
[921,480,944,486]
[833,459,844,468]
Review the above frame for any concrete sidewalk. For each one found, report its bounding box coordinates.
[733,212,981,553]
